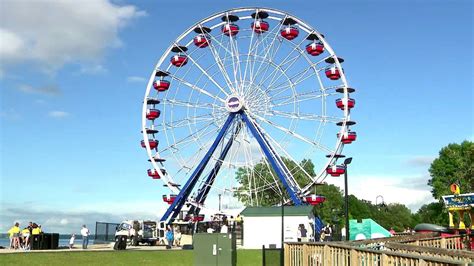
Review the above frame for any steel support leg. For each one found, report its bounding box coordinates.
[160,113,236,223]
[241,112,302,205]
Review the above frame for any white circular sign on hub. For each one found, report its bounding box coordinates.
[225,95,244,113]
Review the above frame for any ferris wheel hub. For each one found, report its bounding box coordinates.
[225,95,244,113]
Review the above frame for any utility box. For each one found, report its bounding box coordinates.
[194,233,236,266]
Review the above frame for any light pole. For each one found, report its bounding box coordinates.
[218,194,221,212]
[343,157,352,241]
[281,192,284,266]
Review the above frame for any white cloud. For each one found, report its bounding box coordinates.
[405,156,436,168]
[0,0,145,74]
[18,84,61,96]
[127,76,147,83]
[48,111,70,118]
[326,174,435,212]
[79,64,108,75]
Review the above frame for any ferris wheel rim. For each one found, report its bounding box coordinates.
[141,7,354,213]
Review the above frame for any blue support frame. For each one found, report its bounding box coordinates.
[241,112,302,205]
[189,123,242,216]
[160,113,236,223]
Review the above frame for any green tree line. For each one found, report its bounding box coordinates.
[235,141,473,231]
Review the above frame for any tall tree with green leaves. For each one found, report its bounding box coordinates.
[234,157,315,206]
[428,140,474,199]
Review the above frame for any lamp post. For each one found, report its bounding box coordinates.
[281,192,284,266]
[343,157,352,241]
[218,194,222,212]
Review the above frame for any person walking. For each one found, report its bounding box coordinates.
[7,222,21,249]
[165,226,174,248]
[81,225,90,249]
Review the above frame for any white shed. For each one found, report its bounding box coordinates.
[240,206,315,249]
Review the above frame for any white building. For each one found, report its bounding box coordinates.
[240,206,315,249]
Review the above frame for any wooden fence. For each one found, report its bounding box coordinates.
[284,234,474,266]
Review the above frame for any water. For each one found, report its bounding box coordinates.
[0,237,94,248]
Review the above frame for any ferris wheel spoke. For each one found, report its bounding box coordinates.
[271,91,338,107]
[169,74,226,103]
[261,36,309,90]
[249,19,287,84]
[163,98,225,111]
[202,27,237,95]
[266,66,317,95]
[240,15,260,90]
[159,121,221,153]
[264,110,343,123]
[205,29,240,87]
[160,112,221,130]
[181,51,231,97]
[251,40,284,92]
[262,129,315,184]
[250,113,333,153]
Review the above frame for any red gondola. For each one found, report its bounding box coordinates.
[146,109,161,120]
[222,23,239,36]
[171,55,188,67]
[281,26,299,40]
[335,98,355,110]
[326,165,345,177]
[153,80,170,92]
[141,139,158,149]
[193,214,205,222]
[337,131,357,144]
[305,42,324,56]
[305,194,326,205]
[163,194,177,204]
[325,66,341,80]
[147,169,160,179]
[251,20,269,34]
[194,34,210,48]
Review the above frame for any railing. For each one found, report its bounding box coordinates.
[284,242,473,266]
[385,242,474,262]
[401,234,469,250]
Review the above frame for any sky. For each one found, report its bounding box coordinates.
[1,0,472,234]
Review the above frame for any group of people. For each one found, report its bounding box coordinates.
[7,222,42,250]
[164,225,182,247]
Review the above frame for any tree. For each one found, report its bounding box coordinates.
[234,157,315,206]
[413,202,448,226]
[428,141,474,199]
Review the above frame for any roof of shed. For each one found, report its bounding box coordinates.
[240,206,314,217]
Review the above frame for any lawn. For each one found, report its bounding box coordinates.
[0,249,263,266]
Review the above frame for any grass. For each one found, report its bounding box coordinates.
[0,249,263,266]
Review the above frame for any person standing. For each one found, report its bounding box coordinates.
[165,226,174,248]
[81,225,90,249]
[7,222,21,249]
[300,224,308,242]
[69,234,76,249]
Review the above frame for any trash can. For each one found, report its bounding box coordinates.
[193,233,236,266]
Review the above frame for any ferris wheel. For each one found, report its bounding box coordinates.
[141,7,356,223]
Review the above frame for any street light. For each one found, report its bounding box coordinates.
[343,157,352,241]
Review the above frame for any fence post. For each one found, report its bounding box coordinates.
[440,237,446,249]
[284,243,289,266]
[302,244,308,266]
[350,249,358,266]
[323,245,330,265]
[380,253,389,266]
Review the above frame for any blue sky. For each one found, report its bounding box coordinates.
[1,0,472,233]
